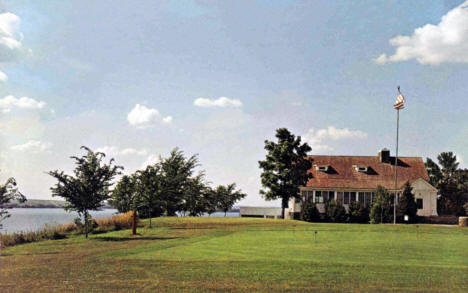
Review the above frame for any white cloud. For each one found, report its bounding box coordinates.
[303,126,368,153]
[11,140,52,153]
[0,71,7,82]
[0,12,24,63]
[162,116,173,124]
[0,95,47,113]
[127,104,172,128]
[96,146,148,157]
[375,1,468,65]
[193,97,243,108]
[141,154,160,169]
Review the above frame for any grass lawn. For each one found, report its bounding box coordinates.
[1,218,467,292]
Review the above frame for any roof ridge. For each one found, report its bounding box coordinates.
[308,155,423,159]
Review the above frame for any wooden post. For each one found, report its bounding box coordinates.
[132,210,137,235]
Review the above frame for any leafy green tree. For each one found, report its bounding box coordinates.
[325,200,347,223]
[397,182,418,223]
[183,173,214,216]
[0,177,26,223]
[110,174,142,234]
[259,128,313,219]
[48,146,122,238]
[370,186,394,224]
[300,201,320,222]
[110,175,137,214]
[215,183,247,216]
[348,201,370,223]
[160,148,199,216]
[135,165,165,228]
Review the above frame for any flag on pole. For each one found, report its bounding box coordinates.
[394,86,405,110]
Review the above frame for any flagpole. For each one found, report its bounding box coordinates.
[394,108,399,224]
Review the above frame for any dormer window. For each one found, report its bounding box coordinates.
[315,165,330,172]
[353,165,368,173]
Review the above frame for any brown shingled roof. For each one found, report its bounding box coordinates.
[304,155,430,190]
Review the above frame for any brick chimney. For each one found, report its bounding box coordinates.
[379,148,390,163]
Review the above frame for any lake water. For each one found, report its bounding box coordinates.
[0,208,119,234]
[0,208,239,234]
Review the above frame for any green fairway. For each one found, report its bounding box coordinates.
[1,218,467,292]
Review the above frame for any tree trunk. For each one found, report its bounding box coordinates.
[84,211,89,238]
[132,210,137,235]
[281,197,287,219]
[148,208,152,228]
[224,211,227,217]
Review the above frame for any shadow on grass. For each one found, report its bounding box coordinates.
[94,236,179,242]
[170,227,217,230]
[1,251,61,257]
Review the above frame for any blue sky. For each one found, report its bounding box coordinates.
[1,0,467,206]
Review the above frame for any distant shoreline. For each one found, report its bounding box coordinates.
[5,206,116,209]
[3,199,112,209]
[3,199,239,212]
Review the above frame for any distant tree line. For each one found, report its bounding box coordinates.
[47,146,246,236]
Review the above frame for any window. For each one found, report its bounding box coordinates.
[323,191,329,202]
[344,192,350,204]
[358,192,365,204]
[316,165,329,172]
[337,192,344,202]
[353,165,368,173]
[365,192,372,206]
[300,191,307,202]
[315,191,323,203]
[350,192,356,203]
[328,191,335,201]
[417,198,423,209]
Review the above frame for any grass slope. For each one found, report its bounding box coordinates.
[1,218,467,292]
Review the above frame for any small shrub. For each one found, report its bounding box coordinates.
[348,202,370,223]
[94,211,134,232]
[300,201,321,222]
[370,186,394,224]
[325,200,347,223]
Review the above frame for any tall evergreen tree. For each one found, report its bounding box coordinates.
[397,181,418,223]
[259,128,313,219]
[426,152,467,215]
[48,146,122,238]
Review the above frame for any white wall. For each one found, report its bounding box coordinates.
[411,179,438,217]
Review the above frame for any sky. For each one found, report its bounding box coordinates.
[0,0,467,206]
